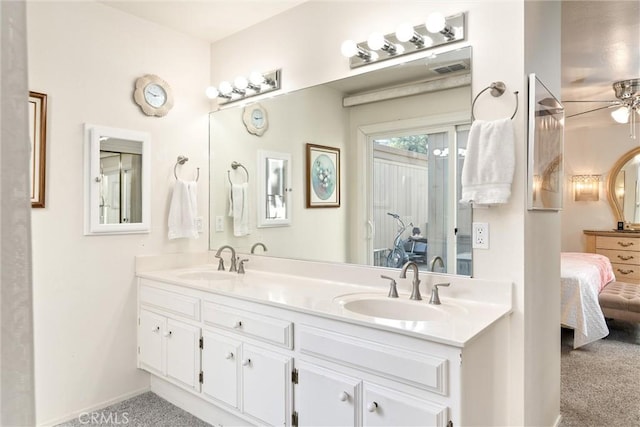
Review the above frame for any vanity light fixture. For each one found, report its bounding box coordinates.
[341,12,465,69]
[572,175,601,202]
[206,69,281,105]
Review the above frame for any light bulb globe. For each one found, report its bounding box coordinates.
[205,86,219,99]
[395,23,414,42]
[426,13,446,33]
[341,40,358,58]
[249,71,264,86]
[367,32,385,50]
[423,36,434,47]
[611,106,630,123]
[219,81,233,95]
[234,76,249,90]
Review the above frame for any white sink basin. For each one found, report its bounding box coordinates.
[334,293,467,321]
[175,270,235,281]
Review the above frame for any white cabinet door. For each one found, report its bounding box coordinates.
[165,318,201,391]
[363,383,448,427]
[201,330,240,408]
[242,344,292,426]
[138,309,165,375]
[295,361,360,427]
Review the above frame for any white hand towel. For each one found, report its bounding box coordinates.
[460,118,515,205]
[229,183,249,237]
[168,180,199,240]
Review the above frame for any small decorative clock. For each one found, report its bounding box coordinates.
[242,103,268,136]
[133,74,174,117]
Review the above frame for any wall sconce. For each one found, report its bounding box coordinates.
[572,175,601,201]
[206,69,281,105]
[341,12,466,69]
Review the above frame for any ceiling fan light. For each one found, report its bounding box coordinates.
[611,106,630,123]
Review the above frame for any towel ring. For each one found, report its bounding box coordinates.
[471,81,519,121]
[227,161,249,185]
[174,155,199,181]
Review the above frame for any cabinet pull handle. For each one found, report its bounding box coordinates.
[225,352,234,360]
[617,268,634,275]
[618,255,634,261]
[242,358,251,366]
[164,330,172,337]
[367,402,378,413]
[338,391,349,402]
[617,241,634,247]
[152,326,160,333]
[234,321,243,329]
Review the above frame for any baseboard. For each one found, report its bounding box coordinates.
[38,386,150,427]
[553,414,562,427]
[150,376,251,426]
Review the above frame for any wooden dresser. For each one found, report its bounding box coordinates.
[584,230,640,284]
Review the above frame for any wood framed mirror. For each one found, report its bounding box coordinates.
[607,146,640,229]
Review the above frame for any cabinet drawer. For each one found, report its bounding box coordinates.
[597,249,640,265]
[203,301,293,349]
[596,236,640,251]
[299,325,448,395]
[139,282,200,320]
[611,263,640,281]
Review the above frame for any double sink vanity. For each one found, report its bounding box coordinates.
[136,251,512,427]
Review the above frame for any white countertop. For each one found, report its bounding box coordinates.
[137,262,512,347]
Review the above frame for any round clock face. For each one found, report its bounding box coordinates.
[251,108,265,128]
[144,83,167,108]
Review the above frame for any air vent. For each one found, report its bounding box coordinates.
[431,62,468,74]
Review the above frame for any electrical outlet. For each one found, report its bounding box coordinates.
[195,216,203,233]
[215,215,224,232]
[472,222,489,249]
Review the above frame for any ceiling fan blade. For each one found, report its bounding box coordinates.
[566,105,614,118]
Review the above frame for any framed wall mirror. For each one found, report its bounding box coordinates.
[607,146,640,228]
[209,46,473,275]
[257,150,292,227]
[84,124,151,235]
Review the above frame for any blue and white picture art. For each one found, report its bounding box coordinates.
[306,144,340,208]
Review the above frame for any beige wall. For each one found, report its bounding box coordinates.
[27,2,211,424]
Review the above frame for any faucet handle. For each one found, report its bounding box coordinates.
[215,255,225,271]
[238,259,249,274]
[381,275,398,298]
[429,282,450,305]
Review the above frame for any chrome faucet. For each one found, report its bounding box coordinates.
[251,242,268,254]
[429,283,450,305]
[215,245,237,272]
[399,261,422,300]
[429,256,445,272]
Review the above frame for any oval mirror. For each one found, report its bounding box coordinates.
[608,146,640,228]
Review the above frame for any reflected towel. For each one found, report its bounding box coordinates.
[460,118,515,205]
[229,183,249,237]
[168,180,199,240]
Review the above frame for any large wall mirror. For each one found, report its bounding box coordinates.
[607,146,640,228]
[209,46,472,275]
[84,124,150,235]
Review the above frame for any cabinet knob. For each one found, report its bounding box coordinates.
[225,352,234,360]
[234,320,243,329]
[367,402,378,413]
[164,330,172,337]
[152,326,160,333]
[338,391,349,402]
[242,358,251,366]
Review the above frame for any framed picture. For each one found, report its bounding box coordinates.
[306,143,340,208]
[29,91,47,208]
[527,74,564,211]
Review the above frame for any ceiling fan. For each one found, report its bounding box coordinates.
[564,78,640,139]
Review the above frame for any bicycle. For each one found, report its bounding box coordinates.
[386,213,412,268]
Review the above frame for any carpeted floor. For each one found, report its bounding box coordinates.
[560,319,640,427]
[56,391,211,427]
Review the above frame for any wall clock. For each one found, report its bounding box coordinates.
[242,103,268,136]
[133,74,174,117]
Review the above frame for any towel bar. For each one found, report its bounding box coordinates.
[471,81,519,121]
[174,155,199,181]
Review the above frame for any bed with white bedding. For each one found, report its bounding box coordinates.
[561,252,615,348]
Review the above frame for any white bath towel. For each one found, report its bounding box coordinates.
[460,118,515,205]
[168,180,199,240]
[229,183,249,237]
